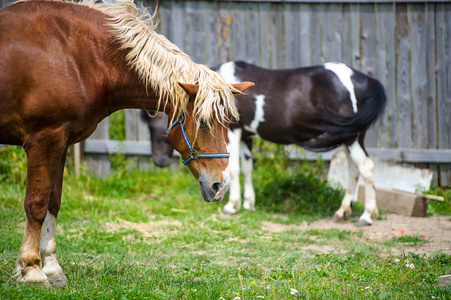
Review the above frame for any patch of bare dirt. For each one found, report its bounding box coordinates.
[102,218,182,239]
[264,214,451,256]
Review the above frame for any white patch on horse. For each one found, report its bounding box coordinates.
[223,141,231,185]
[217,61,240,83]
[40,211,63,277]
[245,94,266,134]
[324,62,358,113]
[223,128,242,214]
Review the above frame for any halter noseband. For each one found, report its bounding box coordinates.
[166,111,230,165]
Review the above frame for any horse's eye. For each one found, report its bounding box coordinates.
[199,120,208,129]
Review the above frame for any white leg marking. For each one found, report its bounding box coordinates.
[348,141,377,224]
[335,146,359,220]
[324,62,358,113]
[241,143,255,211]
[40,211,63,278]
[217,61,240,83]
[15,223,48,285]
[223,128,242,214]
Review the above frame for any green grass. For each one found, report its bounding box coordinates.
[1,144,450,299]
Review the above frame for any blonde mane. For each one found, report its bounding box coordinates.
[95,0,239,128]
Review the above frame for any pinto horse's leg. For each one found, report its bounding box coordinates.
[241,139,255,212]
[340,141,378,225]
[223,128,242,214]
[15,131,68,286]
[333,145,359,222]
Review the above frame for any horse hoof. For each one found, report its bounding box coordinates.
[355,220,372,226]
[243,203,255,212]
[15,266,50,287]
[332,214,347,222]
[48,274,68,287]
[222,206,238,215]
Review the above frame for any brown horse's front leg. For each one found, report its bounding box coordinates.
[40,148,68,287]
[15,132,68,287]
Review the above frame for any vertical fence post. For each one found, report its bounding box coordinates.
[85,118,111,178]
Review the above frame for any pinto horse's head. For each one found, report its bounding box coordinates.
[166,81,253,202]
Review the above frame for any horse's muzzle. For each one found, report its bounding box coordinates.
[198,175,230,202]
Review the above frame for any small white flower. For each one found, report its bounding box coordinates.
[233,297,241,300]
[394,258,400,263]
[256,296,265,299]
[365,286,371,290]
[290,288,298,295]
[410,264,415,269]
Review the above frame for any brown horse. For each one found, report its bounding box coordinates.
[0,0,252,286]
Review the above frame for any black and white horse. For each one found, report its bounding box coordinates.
[215,61,386,225]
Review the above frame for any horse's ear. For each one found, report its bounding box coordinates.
[178,82,199,98]
[231,81,255,95]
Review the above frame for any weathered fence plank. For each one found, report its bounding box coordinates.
[436,2,451,186]
[245,2,260,65]
[231,2,246,61]
[375,3,389,148]
[322,3,342,63]
[269,3,283,68]
[310,4,322,64]
[361,4,378,148]
[219,2,233,63]
[284,3,301,68]
[186,1,204,63]
[203,2,219,67]
[171,0,187,53]
[396,3,413,149]
[410,4,428,149]
[298,4,312,66]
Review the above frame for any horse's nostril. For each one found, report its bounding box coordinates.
[211,182,221,194]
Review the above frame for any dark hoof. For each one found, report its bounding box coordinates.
[355,220,372,227]
[48,274,68,288]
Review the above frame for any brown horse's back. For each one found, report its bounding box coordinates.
[0,1,123,145]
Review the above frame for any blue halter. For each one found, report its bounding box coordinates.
[166,111,230,165]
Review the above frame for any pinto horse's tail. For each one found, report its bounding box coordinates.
[326,77,386,135]
[301,77,386,152]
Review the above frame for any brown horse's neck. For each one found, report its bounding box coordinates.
[104,61,161,116]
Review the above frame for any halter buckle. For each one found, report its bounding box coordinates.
[190,150,199,159]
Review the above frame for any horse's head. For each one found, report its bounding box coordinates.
[166,81,253,202]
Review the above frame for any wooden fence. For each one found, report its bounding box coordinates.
[1,0,451,185]
[85,0,451,186]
